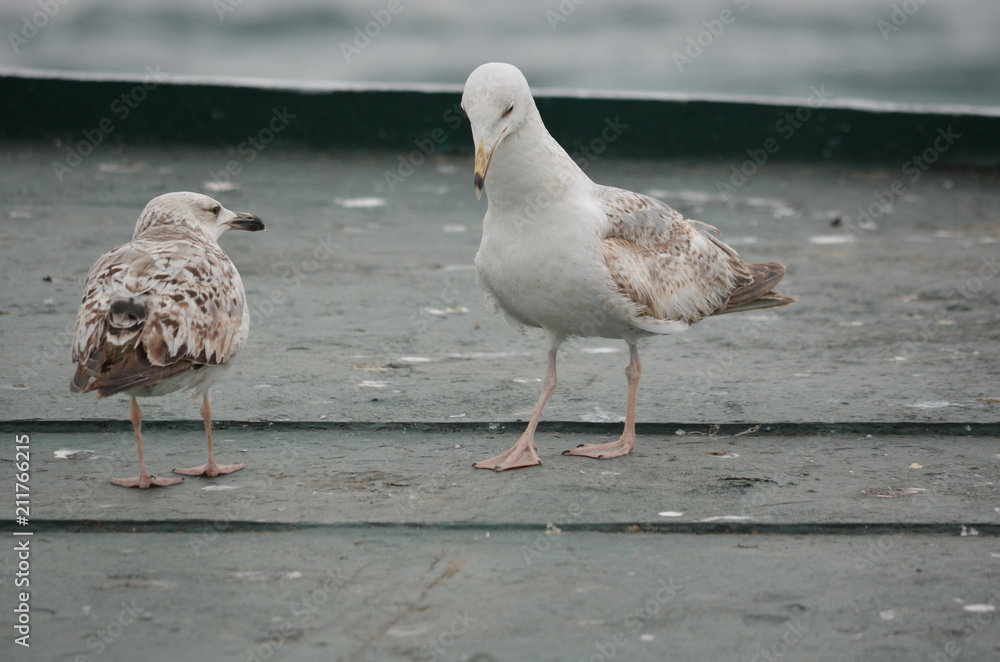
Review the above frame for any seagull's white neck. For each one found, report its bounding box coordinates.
[483,110,590,214]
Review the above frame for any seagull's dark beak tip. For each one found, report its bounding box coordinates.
[228,214,266,232]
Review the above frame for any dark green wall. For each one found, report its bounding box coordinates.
[3,73,998,167]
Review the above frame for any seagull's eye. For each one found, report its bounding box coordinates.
[211,205,221,215]
[502,103,514,118]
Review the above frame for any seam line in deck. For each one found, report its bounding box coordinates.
[3,420,998,436]
[8,520,997,536]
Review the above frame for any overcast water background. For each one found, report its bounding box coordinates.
[2,0,999,107]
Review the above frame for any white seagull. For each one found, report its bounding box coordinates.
[71,192,265,488]
[462,63,795,471]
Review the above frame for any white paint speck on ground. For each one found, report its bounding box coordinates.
[809,235,853,245]
[54,449,96,459]
[335,196,386,208]
[203,180,240,192]
[580,407,625,423]
[421,306,469,315]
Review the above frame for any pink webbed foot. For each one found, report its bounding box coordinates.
[173,460,245,478]
[473,437,541,472]
[110,473,183,489]
[561,436,635,460]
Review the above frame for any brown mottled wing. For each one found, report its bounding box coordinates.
[72,228,249,397]
[597,186,751,326]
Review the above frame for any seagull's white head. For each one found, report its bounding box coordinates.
[461,62,535,200]
[133,191,265,241]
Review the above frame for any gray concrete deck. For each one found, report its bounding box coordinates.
[4,145,999,424]
[1,143,999,660]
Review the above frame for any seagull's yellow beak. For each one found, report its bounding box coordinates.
[473,139,494,201]
[473,127,507,201]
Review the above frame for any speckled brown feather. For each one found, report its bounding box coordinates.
[598,187,793,326]
[72,225,249,398]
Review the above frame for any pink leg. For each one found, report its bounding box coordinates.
[473,345,561,471]
[563,342,640,460]
[173,392,245,478]
[111,397,183,488]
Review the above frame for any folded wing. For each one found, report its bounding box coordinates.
[597,186,794,331]
[71,232,249,397]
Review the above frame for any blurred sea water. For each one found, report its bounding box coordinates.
[1,0,999,107]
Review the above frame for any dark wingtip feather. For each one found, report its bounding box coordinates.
[717,262,795,315]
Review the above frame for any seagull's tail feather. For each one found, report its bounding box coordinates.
[716,262,796,315]
[717,292,797,315]
[71,342,196,398]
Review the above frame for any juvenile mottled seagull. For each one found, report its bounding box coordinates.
[71,192,264,488]
[462,63,795,471]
